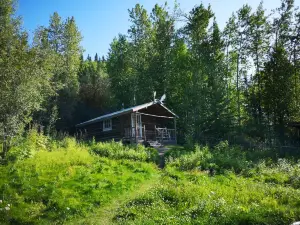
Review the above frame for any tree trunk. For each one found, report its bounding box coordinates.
[2,127,7,160]
[237,52,241,127]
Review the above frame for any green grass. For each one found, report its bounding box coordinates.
[0,131,159,224]
[1,131,300,224]
[113,169,300,225]
[67,172,161,225]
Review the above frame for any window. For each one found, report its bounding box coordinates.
[103,119,112,131]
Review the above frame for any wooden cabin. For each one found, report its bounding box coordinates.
[76,101,178,146]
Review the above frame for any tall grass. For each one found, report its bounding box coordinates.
[0,130,159,224]
[89,140,159,163]
[114,171,300,224]
[2,131,300,224]
[112,142,300,225]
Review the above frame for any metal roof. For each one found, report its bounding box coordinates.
[76,101,177,127]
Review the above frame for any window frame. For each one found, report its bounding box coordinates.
[103,119,112,131]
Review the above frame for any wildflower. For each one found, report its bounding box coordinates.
[5,206,10,211]
[7,204,10,207]
[66,207,70,210]
[0,200,2,203]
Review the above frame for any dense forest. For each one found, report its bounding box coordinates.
[2,0,300,224]
[1,0,300,157]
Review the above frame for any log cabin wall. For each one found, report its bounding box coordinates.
[79,116,123,141]
[77,102,176,143]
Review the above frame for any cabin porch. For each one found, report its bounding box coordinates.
[122,112,177,146]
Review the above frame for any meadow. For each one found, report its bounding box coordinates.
[1,130,300,224]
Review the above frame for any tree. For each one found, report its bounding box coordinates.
[261,47,294,143]
[33,13,83,132]
[127,4,153,103]
[272,0,294,48]
[94,53,99,62]
[0,0,52,158]
[149,3,175,97]
[245,2,271,139]
[107,34,134,108]
[77,57,113,121]
[57,16,82,130]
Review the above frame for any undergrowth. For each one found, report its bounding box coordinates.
[1,130,300,224]
[114,170,300,225]
[0,130,159,224]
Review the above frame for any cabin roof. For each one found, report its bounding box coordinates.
[76,101,177,127]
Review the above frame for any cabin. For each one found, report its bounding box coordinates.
[76,100,178,146]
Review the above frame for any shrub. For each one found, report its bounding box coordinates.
[212,141,251,173]
[90,141,159,163]
[166,145,212,171]
[247,158,300,188]
[6,129,49,161]
[165,142,252,174]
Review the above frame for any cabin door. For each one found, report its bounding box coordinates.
[131,113,142,138]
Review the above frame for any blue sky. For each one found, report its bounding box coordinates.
[17,0,300,58]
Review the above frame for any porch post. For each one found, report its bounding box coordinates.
[143,124,146,141]
[174,117,177,144]
[135,112,138,144]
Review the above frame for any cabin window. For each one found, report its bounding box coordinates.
[103,119,112,131]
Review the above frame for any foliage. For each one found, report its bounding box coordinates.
[2,131,300,224]
[2,0,300,157]
[114,171,300,225]
[90,140,159,163]
[166,141,251,174]
[33,12,83,132]
[0,0,53,158]
[246,158,300,189]
[0,135,158,224]
[166,145,212,171]
[6,128,49,161]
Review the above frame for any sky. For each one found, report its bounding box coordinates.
[17,0,300,58]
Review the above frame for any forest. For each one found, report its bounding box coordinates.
[1,0,300,224]
[1,0,300,151]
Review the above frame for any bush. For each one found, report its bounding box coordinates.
[165,142,250,174]
[6,129,49,161]
[90,141,159,163]
[212,141,251,173]
[166,145,212,171]
[247,158,300,188]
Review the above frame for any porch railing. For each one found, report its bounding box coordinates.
[124,125,175,142]
[124,126,145,140]
[155,127,176,142]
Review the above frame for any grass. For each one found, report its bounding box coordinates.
[1,130,300,224]
[113,169,300,224]
[0,130,159,224]
[67,172,161,225]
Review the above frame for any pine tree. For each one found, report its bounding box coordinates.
[94,53,99,62]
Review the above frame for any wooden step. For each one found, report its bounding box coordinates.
[148,141,163,148]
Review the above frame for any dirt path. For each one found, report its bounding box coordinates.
[157,147,170,168]
[66,173,160,225]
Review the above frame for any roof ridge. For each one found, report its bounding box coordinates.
[76,101,177,127]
